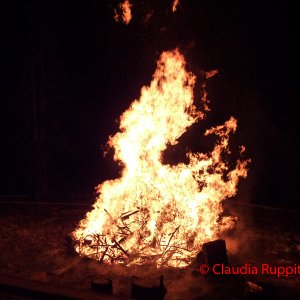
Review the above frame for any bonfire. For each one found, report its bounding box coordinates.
[72,49,250,268]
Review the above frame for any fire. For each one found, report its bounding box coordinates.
[172,0,180,12]
[72,49,250,267]
[114,0,132,25]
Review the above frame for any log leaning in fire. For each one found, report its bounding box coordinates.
[161,226,180,254]
[104,209,114,222]
[120,210,139,220]
[100,247,109,263]
[112,238,130,257]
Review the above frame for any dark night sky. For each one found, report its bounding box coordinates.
[0,0,299,208]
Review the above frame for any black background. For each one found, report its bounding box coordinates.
[0,0,299,208]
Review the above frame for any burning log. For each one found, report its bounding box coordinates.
[131,276,167,300]
[112,238,130,257]
[120,210,139,220]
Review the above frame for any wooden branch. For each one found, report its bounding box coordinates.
[112,238,130,257]
[163,226,180,253]
[116,225,132,235]
[99,247,108,263]
[164,245,191,253]
[104,209,114,222]
[120,210,139,220]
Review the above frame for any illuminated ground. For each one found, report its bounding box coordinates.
[0,201,299,299]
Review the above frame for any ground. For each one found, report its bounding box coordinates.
[0,200,299,299]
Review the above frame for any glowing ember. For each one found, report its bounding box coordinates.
[72,49,250,267]
[114,0,132,25]
[172,0,180,12]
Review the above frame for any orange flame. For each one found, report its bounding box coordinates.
[72,49,250,267]
[114,0,132,25]
[172,0,180,12]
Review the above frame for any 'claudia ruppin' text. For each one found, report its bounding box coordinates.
[211,263,300,277]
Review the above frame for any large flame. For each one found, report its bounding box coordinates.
[72,49,249,267]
